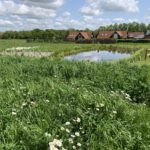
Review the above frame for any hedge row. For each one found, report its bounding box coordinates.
[76,39,150,44]
[76,39,116,44]
[117,39,150,43]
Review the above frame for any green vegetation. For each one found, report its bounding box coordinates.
[1,22,150,42]
[0,39,140,57]
[0,40,150,150]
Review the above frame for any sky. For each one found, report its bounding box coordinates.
[0,0,150,31]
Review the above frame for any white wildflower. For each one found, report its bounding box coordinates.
[73,146,76,149]
[73,119,76,122]
[45,132,51,137]
[75,132,80,137]
[53,139,62,147]
[100,103,105,107]
[22,102,27,107]
[65,122,71,126]
[96,108,100,111]
[76,117,81,123]
[68,138,74,144]
[12,112,17,116]
[77,143,82,147]
[30,101,36,105]
[49,144,55,150]
[66,129,70,133]
[49,144,58,150]
[71,135,75,138]
[45,100,50,103]
[61,127,65,131]
[113,111,117,114]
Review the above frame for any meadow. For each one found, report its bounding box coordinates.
[0,40,150,150]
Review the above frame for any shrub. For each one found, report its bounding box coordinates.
[76,39,93,44]
[117,39,150,43]
[96,38,116,44]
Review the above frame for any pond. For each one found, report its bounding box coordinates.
[64,50,131,62]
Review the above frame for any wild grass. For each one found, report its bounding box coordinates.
[0,57,150,150]
[0,40,136,58]
[0,40,150,149]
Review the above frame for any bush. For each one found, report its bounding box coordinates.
[76,39,93,44]
[96,38,116,44]
[76,38,116,44]
[117,39,150,43]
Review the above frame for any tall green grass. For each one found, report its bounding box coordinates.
[0,57,150,150]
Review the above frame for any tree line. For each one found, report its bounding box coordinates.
[0,29,69,42]
[0,22,150,41]
[98,22,150,32]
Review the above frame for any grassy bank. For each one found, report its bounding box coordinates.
[0,40,150,150]
[0,57,150,150]
[0,40,136,57]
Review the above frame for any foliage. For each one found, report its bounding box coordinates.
[76,39,93,44]
[99,22,150,32]
[96,38,116,44]
[117,39,150,43]
[0,29,69,42]
[76,39,116,44]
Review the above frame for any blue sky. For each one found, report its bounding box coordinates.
[0,0,150,31]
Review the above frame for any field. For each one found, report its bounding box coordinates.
[0,40,150,150]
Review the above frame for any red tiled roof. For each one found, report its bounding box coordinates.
[97,31,114,39]
[116,31,128,38]
[79,32,92,40]
[128,32,144,38]
[67,32,79,40]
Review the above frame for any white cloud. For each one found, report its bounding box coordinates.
[0,0,58,18]
[127,18,139,22]
[113,18,125,22]
[62,11,71,18]
[0,0,66,30]
[80,0,139,16]
[80,6,101,16]
[0,0,143,31]
[0,19,14,27]
[22,0,64,9]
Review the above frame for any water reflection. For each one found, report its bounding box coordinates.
[64,50,131,62]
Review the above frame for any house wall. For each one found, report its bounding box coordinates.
[113,33,119,39]
[75,34,84,41]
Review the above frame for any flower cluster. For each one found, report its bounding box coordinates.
[111,90,132,101]
[49,117,83,149]
[6,46,38,51]
[49,139,64,150]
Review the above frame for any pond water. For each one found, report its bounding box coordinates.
[64,50,131,62]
